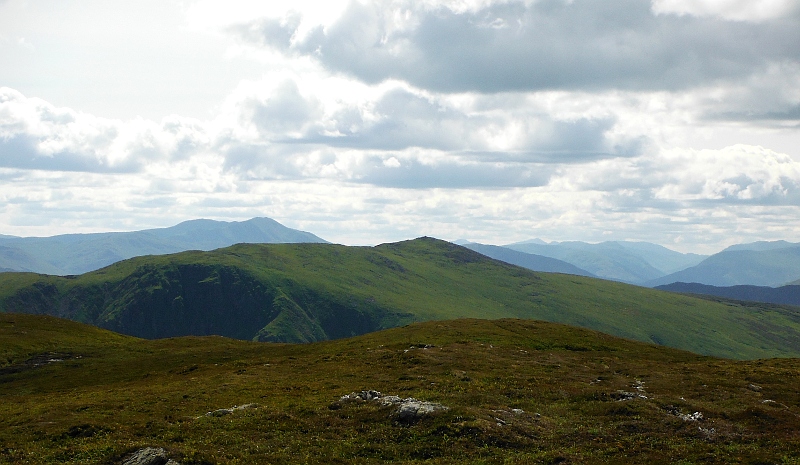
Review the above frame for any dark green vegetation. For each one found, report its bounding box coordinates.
[2,313,799,464]
[658,282,800,307]
[0,217,326,275]
[3,238,800,359]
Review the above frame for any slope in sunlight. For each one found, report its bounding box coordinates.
[1,313,798,464]
[2,238,800,359]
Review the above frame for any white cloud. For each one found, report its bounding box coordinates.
[651,0,800,22]
[653,145,800,202]
[224,0,800,94]
[556,144,800,203]
[0,0,799,253]
[0,87,210,172]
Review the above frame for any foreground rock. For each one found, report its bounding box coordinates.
[203,403,259,417]
[122,447,180,465]
[335,390,449,422]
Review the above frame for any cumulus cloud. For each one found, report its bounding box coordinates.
[1,1,799,252]
[227,0,800,93]
[2,81,640,190]
[215,77,645,175]
[0,87,209,173]
[653,146,800,204]
[555,144,800,206]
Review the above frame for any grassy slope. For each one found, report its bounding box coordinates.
[2,238,800,359]
[1,313,799,464]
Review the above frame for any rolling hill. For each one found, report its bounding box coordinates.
[646,246,800,288]
[656,282,800,307]
[2,238,800,359]
[1,313,798,464]
[0,217,326,275]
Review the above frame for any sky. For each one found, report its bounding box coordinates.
[1,0,799,253]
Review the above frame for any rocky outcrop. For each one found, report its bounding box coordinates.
[335,390,449,422]
[122,447,179,465]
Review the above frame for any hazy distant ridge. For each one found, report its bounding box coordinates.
[460,242,595,277]
[503,240,706,284]
[647,245,800,288]
[0,217,326,275]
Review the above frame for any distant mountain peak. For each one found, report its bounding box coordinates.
[506,238,548,246]
[0,217,327,275]
[722,240,799,253]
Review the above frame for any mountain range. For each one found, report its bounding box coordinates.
[0,217,325,275]
[502,240,706,284]
[2,216,800,326]
[3,217,800,291]
[490,238,800,290]
[3,237,800,359]
[459,242,596,277]
[645,244,800,288]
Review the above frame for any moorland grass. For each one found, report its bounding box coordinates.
[1,313,799,464]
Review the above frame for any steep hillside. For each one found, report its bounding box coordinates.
[0,246,62,274]
[1,314,799,464]
[461,242,595,277]
[647,246,800,287]
[0,217,326,275]
[657,282,800,307]
[2,238,800,359]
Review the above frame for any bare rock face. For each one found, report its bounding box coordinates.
[122,447,180,465]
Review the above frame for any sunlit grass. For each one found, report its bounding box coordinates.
[1,313,799,464]
[3,239,800,359]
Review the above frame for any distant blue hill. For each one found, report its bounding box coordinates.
[0,217,326,275]
[722,240,800,253]
[461,242,595,277]
[503,240,705,284]
[646,246,800,288]
[657,282,800,307]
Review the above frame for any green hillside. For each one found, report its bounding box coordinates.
[1,313,799,464]
[2,238,800,359]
